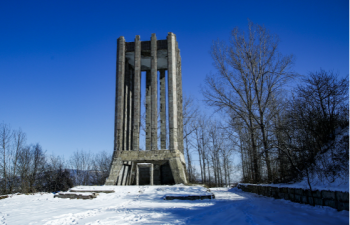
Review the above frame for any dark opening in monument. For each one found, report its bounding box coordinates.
[160,162,175,185]
[138,167,150,185]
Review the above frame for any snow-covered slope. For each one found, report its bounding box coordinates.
[0,185,347,224]
[261,175,349,192]
[267,127,349,192]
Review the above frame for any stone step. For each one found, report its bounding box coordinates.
[54,192,98,200]
[70,189,115,193]
[164,194,215,200]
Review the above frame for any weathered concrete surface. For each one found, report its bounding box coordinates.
[121,150,187,184]
[106,33,187,186]
[132,35,141,151]
[114,37,125,153]
[167,32,178,151]
[169,157,187,184]
[176,42,184,154]
[124,63,132,150]
[119,149,185,163]
[151,33,158,150]
[159,69,166,149]
[105,158,123,185]
[107,150,187,185]
[145,70,151,150]
[136,165,139,185]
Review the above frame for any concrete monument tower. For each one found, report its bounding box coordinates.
[105,33,187,185]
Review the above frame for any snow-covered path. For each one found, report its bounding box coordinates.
[0,186,347,225]
[185,188,348,225]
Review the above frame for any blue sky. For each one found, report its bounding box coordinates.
[0,0,348,157]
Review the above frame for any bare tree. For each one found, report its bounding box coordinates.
[40,154,72,192]
[270,69,349,185]
[28,144,46,192]
[17,146,30,193]
[8,129,26,193]
[182,94,199,182]
[91,150,112,185]
[16,143,46,193]
[69,150,93,186]
[208,120,223,186]
[294,70,348,152]
[203,21,295,183]
[0,123,12,194]
[194,114,210,184]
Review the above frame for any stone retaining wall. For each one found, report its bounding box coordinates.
[237,184,349,211]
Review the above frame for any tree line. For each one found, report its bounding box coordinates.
[183,110,238,187]
[201,21,349,185]
[0,123,112,195]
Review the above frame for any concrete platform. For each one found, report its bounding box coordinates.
[70,189,115,193]
[164,194,215,200]
[54,192,98,200]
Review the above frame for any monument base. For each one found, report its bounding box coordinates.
[105,150,187,186]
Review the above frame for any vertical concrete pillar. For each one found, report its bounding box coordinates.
[129,68,134,150]
[136,164,139,185]
[169,158,188,184]
[176,44,184,154]
[105,158,123,185]
[127,162,135,185]
[150,164,154,185]
[123,64,129,150]
[151,34,158,150]
[167,32,178,151]
[121,164,129,186]
[145,71,151,150]
[116,164,124,185]
[125,64,133,150]
[114,36,126,153]
[159,69,166,149]
[133,35,141,151]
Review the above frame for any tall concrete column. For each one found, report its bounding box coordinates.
[127,162,136,185]
[133,35,141,151]
[150,164,154,185]
[121,164,129,185]
[114,36,126,153]
[176,44,184,154]
[129,67,134,150]
[116,163,124,185]
[159,69,166,149]
[151,34,158,150]
[125,63,133,150]
[136,164,139,185]
[123,64,129,150]
[167,32,178,151]
[145,71,151,150]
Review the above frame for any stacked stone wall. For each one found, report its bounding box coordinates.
[237,183,349,211]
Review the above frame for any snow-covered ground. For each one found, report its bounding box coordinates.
[0,185,348,225]
[254,175,349,192]
[239,174,349,192]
